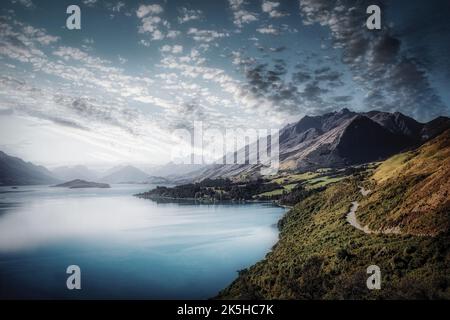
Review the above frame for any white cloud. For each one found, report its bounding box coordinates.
[82,0,97,7]
[228,0,258,28]
[139,39,150,47]
[0,18,58,64]
[83,38,94,45]
[158,53,273,120]
[10,0,34,8]
[0,15,287,167]
[261,1,287,18]
[136,4,179,41]
[187,28,229,42]
[166,30,180,39]
[22,25,59,45]
[178,7,202,24]
[136,4,163,18]
[117,55,127,64]
[0,76,173,165]
[151,29,164,40]
[53,46,105,66]
[160,45,183,54]
[172,45,183,54]
[256,25,279,35]
[138,15,163,33]
[111,1,125,12]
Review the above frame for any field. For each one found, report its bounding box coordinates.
[255,168,353,199]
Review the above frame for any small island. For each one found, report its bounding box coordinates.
[53,179,110,189]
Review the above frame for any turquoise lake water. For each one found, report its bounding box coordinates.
[0,184,285,299]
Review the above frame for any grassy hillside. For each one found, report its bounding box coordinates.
[359,129,450,236]
[217,130,450,299]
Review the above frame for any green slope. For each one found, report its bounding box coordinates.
[217,131,450,299]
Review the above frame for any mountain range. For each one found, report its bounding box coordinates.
[1,109,449,186]
[196,109,450,180]
[0,158,167,186]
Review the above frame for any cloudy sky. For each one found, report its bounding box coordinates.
[0,0,449,168]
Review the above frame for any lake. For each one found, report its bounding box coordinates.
[0,184,285,299]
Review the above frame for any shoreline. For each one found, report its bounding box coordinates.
[134,193,287,206]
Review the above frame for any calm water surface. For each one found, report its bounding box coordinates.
[0,184,285,299]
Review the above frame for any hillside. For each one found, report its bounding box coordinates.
[217,130,450,299]
[0,151,59,186]
[199,109,450,180]
[358,129,450,236]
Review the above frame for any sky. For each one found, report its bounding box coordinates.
[0,0,449,168]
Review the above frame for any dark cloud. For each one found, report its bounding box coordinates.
[314,68,342,83]
[236,50,349,115]
[391,0,450,78]
[55,96,139,134]
[314,67,331,74]
[299,0,448,121]
[292,70,311,83]
[164,100,216,131]
[180,101,206,120]
[7,105,90,131]
[301,81,328,102]
[242,60,290,98]
[333,95,353,103]
[39,114,90,131]
[245,63,271,95]
[370,35,401,64]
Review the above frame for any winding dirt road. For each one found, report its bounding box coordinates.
[346,186,401,235]
[345,187,371,233]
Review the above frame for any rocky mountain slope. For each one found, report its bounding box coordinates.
[199,109,450,180]
[0,151,59,185]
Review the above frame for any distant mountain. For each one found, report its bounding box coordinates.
[100,165,148,183]
[198,109,450,180]
[52,165,99,181]
[0,151,60,186]
[146,162,206,179]
[145,162,208,184]
[53,179,110,189]
[99,165,168,184]
[100,165,128,178]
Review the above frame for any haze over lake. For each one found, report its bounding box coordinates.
[0,185,285,299]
